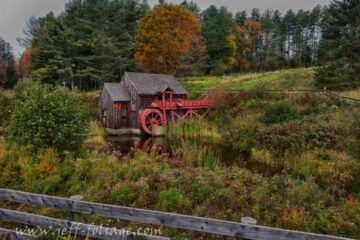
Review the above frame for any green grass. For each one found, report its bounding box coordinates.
[180,68,315,91]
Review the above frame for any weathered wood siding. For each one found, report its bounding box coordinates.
[113,102,131,129]
[99,88,130,129]
[98,88,114,129]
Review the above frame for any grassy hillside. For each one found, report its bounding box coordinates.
[180,68,316,91]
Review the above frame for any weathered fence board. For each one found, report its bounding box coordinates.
[0,189,351,240]
[0,228,34,240]
[0,208,169,240]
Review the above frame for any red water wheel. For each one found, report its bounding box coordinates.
[139,109,165,135]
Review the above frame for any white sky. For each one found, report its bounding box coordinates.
[0,0,331,57]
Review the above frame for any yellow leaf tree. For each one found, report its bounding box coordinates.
[135,4,202,75]
[234,20,262,71]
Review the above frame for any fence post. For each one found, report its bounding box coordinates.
[240,217,257,240]
[69,195,84,240]
[69,195,84,222]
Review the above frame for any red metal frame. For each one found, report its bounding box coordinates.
[139,91,214,134]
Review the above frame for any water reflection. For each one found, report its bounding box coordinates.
[106,135,167,155]
[106,135,282,176]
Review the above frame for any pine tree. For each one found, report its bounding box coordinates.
[283,9,297,67]
[0,37,18,88]
[202,6,235,75]
[29,0,148,90]
[181,0,200,14]
[235,11,247,25]
[316,0,360,90]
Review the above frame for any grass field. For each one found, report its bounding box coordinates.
[180,68,316,91]
[180,67,360,101]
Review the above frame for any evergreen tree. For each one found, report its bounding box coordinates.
[272,10,286,67]
[181,0,201,14]
[29,0,148,90]
[235,11,247,25]
[17,16,39,49]
[202,6,235,74]
[251,8,261,21]
[283,9,297,67]
[316,0,360,90]
[0,37,18,88]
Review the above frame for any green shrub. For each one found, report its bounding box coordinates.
[260,120,341,156]
[9,84,88,155]
[75,91,99,120]
[210,62,227,76]
[157,188,190,212]
[0,90,14,132]
[350,109,360,158]
[225,119,260,151]
[264,103,299,124]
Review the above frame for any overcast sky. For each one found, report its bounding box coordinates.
[0,0,331,57]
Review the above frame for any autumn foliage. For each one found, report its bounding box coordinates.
[135,4,202,75]
[234,20,262,71]
[19,48,32,76]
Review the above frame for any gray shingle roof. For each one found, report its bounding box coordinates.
[124,72,188,95]
[104,83,130,101]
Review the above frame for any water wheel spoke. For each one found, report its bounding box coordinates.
[140,109,165,135]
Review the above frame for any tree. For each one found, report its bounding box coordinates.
[202,6,235,74]
[29,0,148,90]
[181,0,200,14]
[9,83,88,155]
[135,4,203,75]
[0,37,18,88]
[283,9,297,67]
[234,20,262,71]
[17,16,39,49]
[19,49,32,77]
[235,11,247,25]
[251,8,261,21]
[316,0,360,90]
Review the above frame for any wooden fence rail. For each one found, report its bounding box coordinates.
[0,227,34,240]
[0,189,352,240]
[0,208,167,240]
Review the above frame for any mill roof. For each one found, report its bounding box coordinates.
[103,82,130,101]
[124,72,188,95]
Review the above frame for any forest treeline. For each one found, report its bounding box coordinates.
[0,0,359,90]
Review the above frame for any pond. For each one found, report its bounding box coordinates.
[107,135,283,177]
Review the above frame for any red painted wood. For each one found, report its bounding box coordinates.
[139,92,214,134]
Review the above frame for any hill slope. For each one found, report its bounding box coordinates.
[180,68,315,91]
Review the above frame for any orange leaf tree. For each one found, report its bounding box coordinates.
[19,48,32,77]
[135,4,202,75]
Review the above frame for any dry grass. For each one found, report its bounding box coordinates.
[341,87,360,100]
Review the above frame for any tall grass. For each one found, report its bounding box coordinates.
[166,119,219,141]
[171,140,221,170]
[198,146,222,170]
